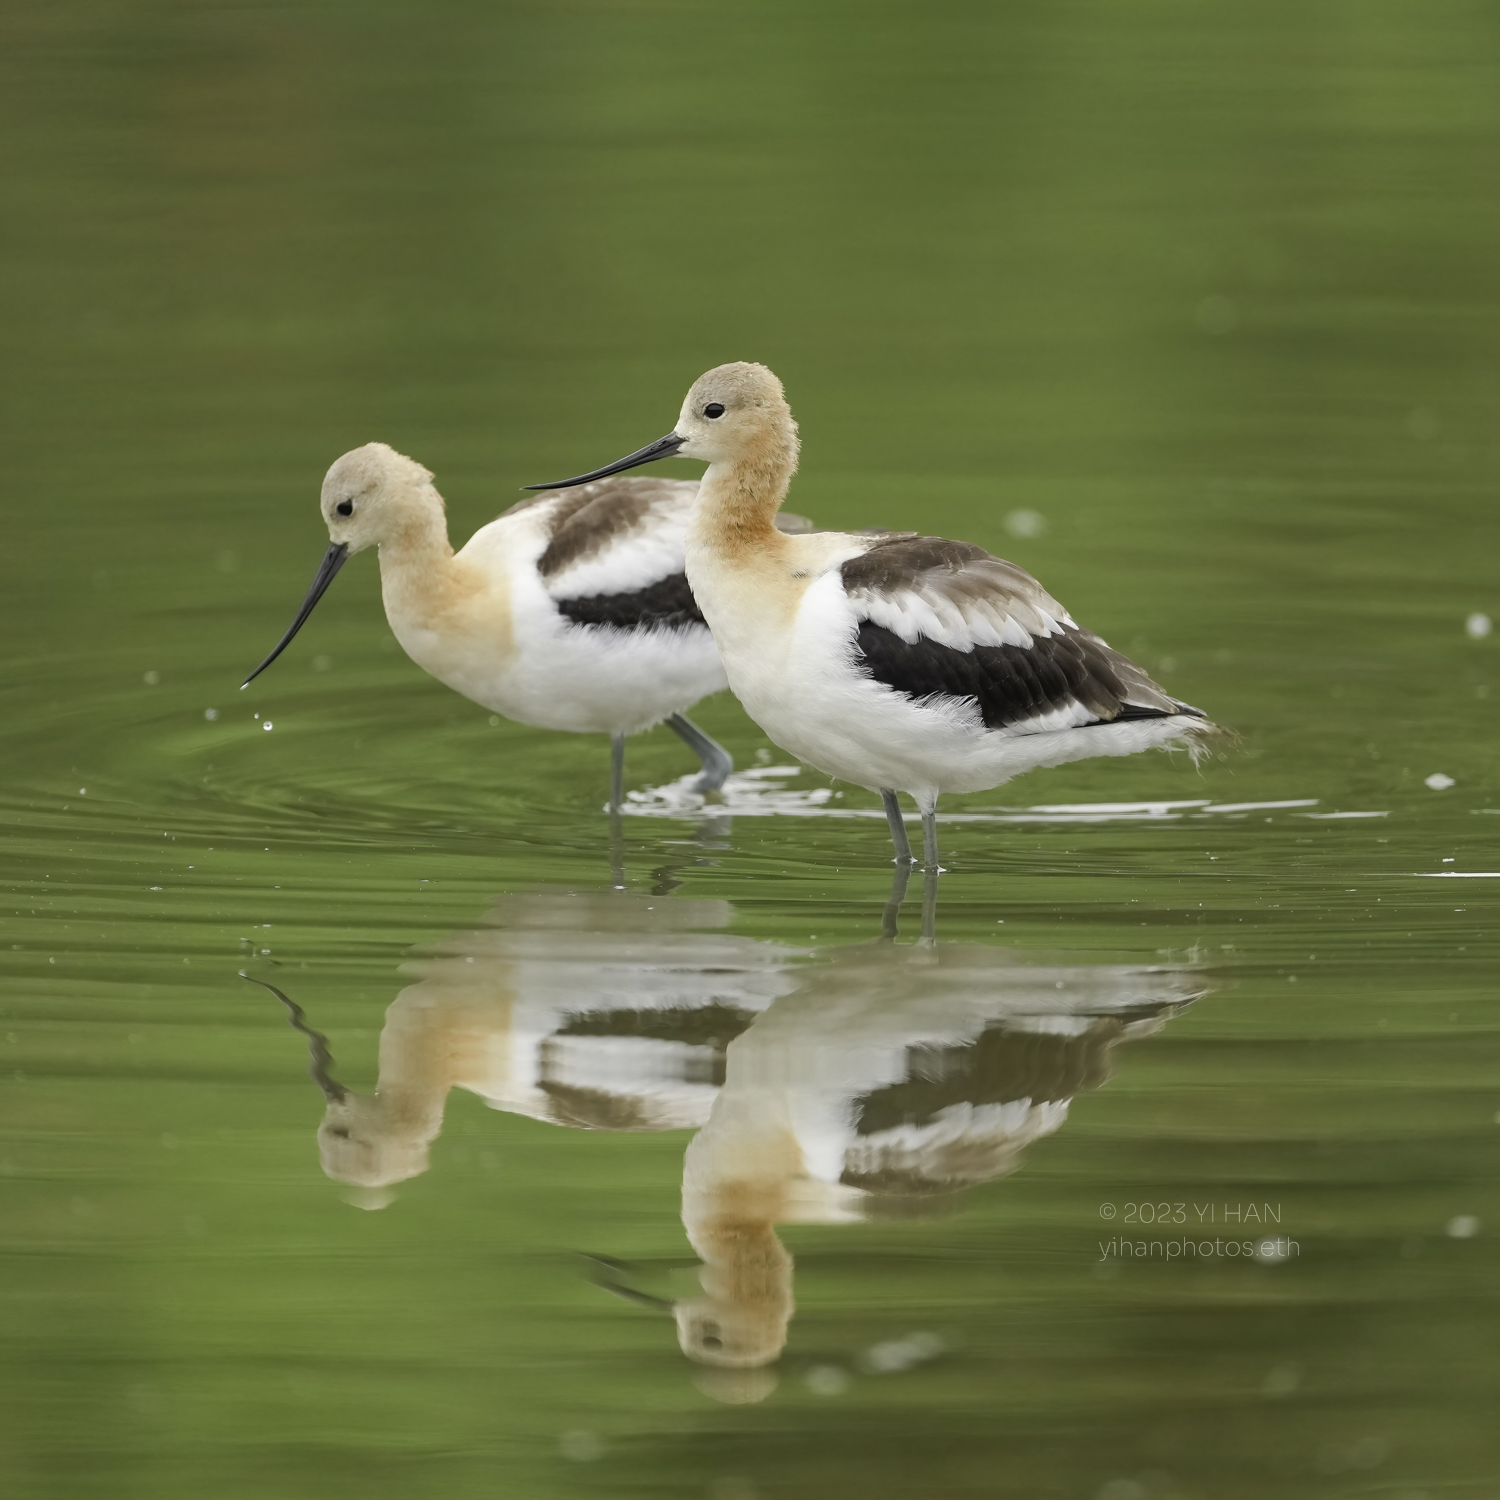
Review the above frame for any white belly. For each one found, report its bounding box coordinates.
[699,568,1201,803]
[394,612,728,736]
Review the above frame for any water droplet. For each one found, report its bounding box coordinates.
[1467,612,1492,638]
[1003,508,1046,538]
[1446,1214,1480,1239]
[143,670,160,686]
[262,722,273,732]
[204,708,219,721]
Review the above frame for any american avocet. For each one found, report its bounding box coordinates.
[614,938,1206,1376]
[527,364,1224,866]
[257,890,801,1202]
[243,442,808,807]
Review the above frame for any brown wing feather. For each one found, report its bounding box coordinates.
[840,535,1188,728]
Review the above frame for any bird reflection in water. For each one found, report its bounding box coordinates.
[265,890,1208,1392]
[258,891,803,1206]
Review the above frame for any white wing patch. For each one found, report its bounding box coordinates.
[531,478,700,602]
[545,518,689,602]
[846,555,1077,653]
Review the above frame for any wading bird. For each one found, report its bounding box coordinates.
[243,442,807,807]
[528,364,1222,867]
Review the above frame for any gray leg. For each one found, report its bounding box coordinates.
[666,713,733,793]
[881,859,912,940]
[921,806,941,871]
[609,732,626,813]
[881,789,916,865]
[919,802,941,943]
[919,863,939,944]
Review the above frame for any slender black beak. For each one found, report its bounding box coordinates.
[523,432,686,491]
[580,1253,677,1313]
[241,541,350,688]
[241,972,349,1104]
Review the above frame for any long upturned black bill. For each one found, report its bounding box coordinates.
[241,541,350,688]
[523,432,686,491]
[580,1253,677,1313]
[241,972,348,1104]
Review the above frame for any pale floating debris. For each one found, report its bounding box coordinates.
[858,1331,946,1375]
[262,721,274,732]
[558,1429,605,1463]
[803,1364,851,1396]
[1003,508,1046,538]
[1202,799,1318,813]
[1466,612,1492,639]
[1096,1481,1146,1500]
[143,670,160,685]
[1253,1237,1296,1263]
[624,775,1336,827]
[1424,773,1455,790]
[204,708,218,721]
[1446,1215,1480,1239]
[1029,799,1209,814]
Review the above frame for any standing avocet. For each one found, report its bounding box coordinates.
[243,442,806,806]
[527,363,1222,867]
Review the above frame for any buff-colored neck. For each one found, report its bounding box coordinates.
[692,415,800,559]
[687,1210,794,1354]
[376,485,456,572]
[375,485,486,630]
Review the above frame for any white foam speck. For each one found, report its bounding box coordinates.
[1201,799,1318,813]
[1466,612,1492,638]
[1425,773,1455,790]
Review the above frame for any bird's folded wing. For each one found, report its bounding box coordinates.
[839,536,1181,733]
[516,477,705,631]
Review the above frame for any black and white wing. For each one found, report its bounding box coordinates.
[510,477,814,633]
[840,535,1204,733]
[504,476,705,631]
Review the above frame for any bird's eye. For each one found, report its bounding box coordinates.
[703,402,725,419]
[336,500,354,517]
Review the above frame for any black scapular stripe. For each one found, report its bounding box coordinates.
[852,620,1201,730]
[850,1019,1129,1137]
[555,572,706,631]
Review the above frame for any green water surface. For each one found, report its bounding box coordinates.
[2,3,1498,1498]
